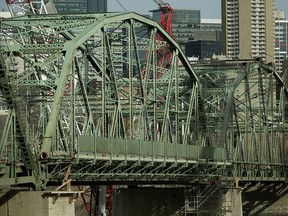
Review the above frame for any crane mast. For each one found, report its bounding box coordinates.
[149,0,175,78]
[153,0,174,36]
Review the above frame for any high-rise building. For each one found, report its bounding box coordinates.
[200,19,222,32]
[222,0,275,63]
[185,40,222,59]
[194,19,222,41]
[151,9,201,51]
[275,11,288,73]
[194,31,222,42]
[283,59,288,74]
[53,0,107,14]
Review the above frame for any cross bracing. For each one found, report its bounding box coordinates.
[192,60,288,180]
[0,13,287,189]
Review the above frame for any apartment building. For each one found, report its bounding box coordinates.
[222,0,274,63]
[275,11,288,73]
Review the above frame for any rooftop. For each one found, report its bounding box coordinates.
[201,19,221,24]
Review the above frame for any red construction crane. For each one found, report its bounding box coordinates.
[153,0,174,37]
[144,0,175,79]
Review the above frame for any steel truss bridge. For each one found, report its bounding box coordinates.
[0,12,288,189]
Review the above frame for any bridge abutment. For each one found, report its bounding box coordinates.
[0,190,77,216]
[2,184,288,215]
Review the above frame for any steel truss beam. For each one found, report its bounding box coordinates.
[0,13,204,188]
[0,13,288,188]
[192,60,288,179]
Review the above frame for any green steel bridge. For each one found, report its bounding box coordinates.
[0,13,288,189]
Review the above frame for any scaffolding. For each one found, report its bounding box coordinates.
[185,181,235,216]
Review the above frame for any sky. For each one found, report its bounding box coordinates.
[108,0,287,19]
[0,0,287,19]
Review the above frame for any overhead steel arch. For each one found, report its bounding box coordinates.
[1,13,288,188]
[0,12,220,188]
[192,59,288,180]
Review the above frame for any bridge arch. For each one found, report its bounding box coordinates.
[192,60,288,179]
[0,12,211,186]
[1,13,288,187]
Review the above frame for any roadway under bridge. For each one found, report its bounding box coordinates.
[0,12,288,215]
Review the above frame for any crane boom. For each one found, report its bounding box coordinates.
[115,0,127,12]
[153,0,165,6]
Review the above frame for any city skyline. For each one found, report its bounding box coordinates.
[0,0,287,18]
[108,0,287,19]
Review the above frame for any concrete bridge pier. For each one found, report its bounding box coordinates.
[0,190,79,216]
[112,187,185,216]
[222,188,243,216]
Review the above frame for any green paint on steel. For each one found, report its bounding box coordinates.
[0,13,288,188]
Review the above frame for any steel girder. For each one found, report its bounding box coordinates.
[0,13,288,188]
[191,60,288,180]
[0,12,223,188]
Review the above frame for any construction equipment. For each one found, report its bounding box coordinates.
[150,0,175,78]
[2,2,288,215]
[5,0,57,16]
[153,0,174,37]
[115,0,127,11]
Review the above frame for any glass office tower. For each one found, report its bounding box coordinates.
[151,9,201,51]
[53,0,107,14]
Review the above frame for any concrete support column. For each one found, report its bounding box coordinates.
[222,188,243,216]
[112,188,185,216]
[0,191,78,216]
[233,188,243,216]
[47,195,76,216]
[98,185,106,216]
